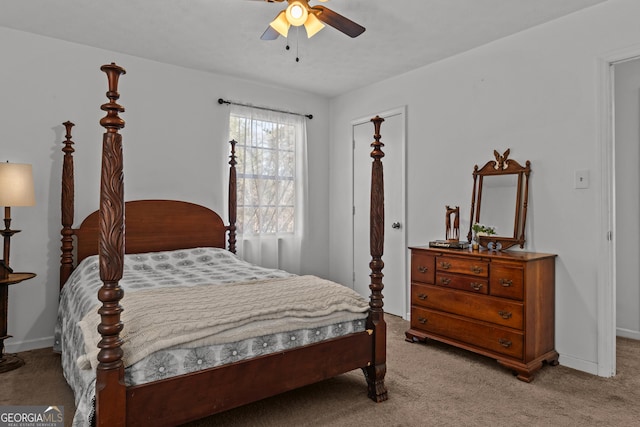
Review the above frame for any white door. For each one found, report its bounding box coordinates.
[352,108,406,318]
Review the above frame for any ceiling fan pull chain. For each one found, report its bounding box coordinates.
[296,26,300,62]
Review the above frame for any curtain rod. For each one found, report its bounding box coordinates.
[218,98,313,120]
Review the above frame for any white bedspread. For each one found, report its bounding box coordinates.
[78,275,369,369]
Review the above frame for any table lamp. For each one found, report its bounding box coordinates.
[0,162,36,267]
[0,162,35,372]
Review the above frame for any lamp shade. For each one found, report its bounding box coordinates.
[0,163,36,207]
[304,13,325,38]
[270,10,291,37]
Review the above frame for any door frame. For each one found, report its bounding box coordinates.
[597,44,640,377]
[351,106,407,319]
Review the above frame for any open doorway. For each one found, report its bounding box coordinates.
[613,58,640,342]
[599,49,640,378]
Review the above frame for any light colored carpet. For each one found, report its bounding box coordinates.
[2,315,639,426]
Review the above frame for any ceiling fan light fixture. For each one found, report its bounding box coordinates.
[269,10,290,37]
[304,13,324,38]
[261,0,364,41]
[286,1,308,26]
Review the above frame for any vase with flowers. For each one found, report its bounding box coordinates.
[471,223,496,250]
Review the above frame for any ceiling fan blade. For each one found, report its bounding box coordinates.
[261,25,281,40]
[311,5,365,38]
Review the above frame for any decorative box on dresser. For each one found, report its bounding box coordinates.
[405,246,558,382]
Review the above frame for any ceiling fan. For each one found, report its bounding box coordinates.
[256,0,366,40]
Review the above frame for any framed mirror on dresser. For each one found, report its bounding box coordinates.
[468,149,530,250]
[406,149,558,382]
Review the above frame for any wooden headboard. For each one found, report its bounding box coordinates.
[59,118,237,288]
[75,200,227,263]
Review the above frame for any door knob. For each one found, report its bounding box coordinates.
[392,222,401,229]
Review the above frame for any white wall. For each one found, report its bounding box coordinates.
[328,0,640,375]
[615,57,640,340]
[0,27,330,352]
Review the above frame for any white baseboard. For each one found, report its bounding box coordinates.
[558,353,599,376]
[5,336,54,353]
[616,327,640,340]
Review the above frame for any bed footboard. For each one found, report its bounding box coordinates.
[125,332,372,426]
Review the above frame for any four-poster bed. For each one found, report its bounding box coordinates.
[55,63,388,426]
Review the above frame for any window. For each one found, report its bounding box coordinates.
[226,104,308,271]
[229,113,297,235]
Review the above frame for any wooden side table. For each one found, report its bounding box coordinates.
[0,272,36,373]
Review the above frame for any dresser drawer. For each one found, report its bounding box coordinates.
[412,284,523,329]
[435,272,488,294]
[411,252,435,284]
[411,307,524,359]
[490,263,524,300]
[436,256,488,278]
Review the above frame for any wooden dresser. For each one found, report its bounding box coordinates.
[405,246,558,382]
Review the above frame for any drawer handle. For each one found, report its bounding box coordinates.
[471,265,483,274]
[498,311,512,319]
[418,317,428,324]
[417,293,428,300]
[500,278,513,287]
[498,338,512,348]
[440,277,451,285]
[440,261,451,270]
[418,266,428,273]
[470,282,483,291]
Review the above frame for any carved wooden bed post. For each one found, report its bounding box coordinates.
[227,139,237,254]
[60,121,75,288]
[365,115,388,402]
[95,62,127,426]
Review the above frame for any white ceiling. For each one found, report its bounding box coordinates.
[0,0,607,98]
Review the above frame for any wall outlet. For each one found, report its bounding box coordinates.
[575,169,589,189]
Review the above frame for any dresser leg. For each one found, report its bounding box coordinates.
[497,360,535,382]
[547,352,560,366]
[404,329,428,343]
[497,350,559,382]
[514,370,534,383]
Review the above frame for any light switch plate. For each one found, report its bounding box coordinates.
[575,169,589,189]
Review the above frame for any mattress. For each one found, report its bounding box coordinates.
[54,247,369,426]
